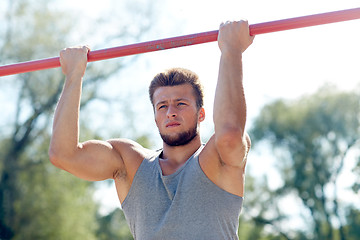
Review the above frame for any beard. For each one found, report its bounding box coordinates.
[160,123,198,147]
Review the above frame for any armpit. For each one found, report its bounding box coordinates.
[113,168,127,180]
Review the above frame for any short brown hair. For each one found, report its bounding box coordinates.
[149,68,204,109]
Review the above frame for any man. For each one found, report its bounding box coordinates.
[49,20,254,239]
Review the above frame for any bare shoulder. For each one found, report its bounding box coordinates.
[107,138,151,176]
[107,138,150,154]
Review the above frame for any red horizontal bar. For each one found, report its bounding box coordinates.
[1,7,359,77]
[250,7,360,35]
[87,30,219,63]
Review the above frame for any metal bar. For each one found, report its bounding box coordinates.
[1,7,359,77]
[249,7,360,34]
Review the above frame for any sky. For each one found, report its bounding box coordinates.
[18,0,360,230]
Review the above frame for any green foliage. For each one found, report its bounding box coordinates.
[250,85,360,239]
[352,156,360,194]
[11,135,98,240]
[345,208,360,239]
[96,209,133,240]
[238,174,291,239]
[0,1,78,238]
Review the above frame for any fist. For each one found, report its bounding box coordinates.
[60,45,90,78]
[218,20,254,54]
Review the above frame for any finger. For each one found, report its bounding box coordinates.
[83,45,91,53]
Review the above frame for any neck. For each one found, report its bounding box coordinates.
[161,134,202,165]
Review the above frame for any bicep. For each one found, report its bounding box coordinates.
[57,139,124,181]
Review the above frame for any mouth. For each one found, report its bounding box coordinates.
[166,122,181,128]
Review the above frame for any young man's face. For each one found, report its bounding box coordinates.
[153,84,205,146]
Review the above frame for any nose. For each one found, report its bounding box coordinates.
[167,105,177,118]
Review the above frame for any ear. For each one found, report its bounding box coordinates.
[198,107,205,122]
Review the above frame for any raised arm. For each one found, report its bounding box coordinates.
[48,46,143,183]
[213,20,254,168]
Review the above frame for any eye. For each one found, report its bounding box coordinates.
[158,105,167,110]
[177,102,186,106]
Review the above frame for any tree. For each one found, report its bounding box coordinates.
[96,208,133,240]
[238,173,292,240]
[11,135,98,240]
[344,208,360,239]
[0,0,156,238]
[250,85,360,239]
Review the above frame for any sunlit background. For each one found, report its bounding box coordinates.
[1,0,359,239]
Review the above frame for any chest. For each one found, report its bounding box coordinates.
[158,158,187,176]
[121,156,243,239]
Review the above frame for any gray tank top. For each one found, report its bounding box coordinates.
[121,146,243,240]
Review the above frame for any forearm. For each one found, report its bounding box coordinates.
[213,51,246,137]
[50,75,83,160]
